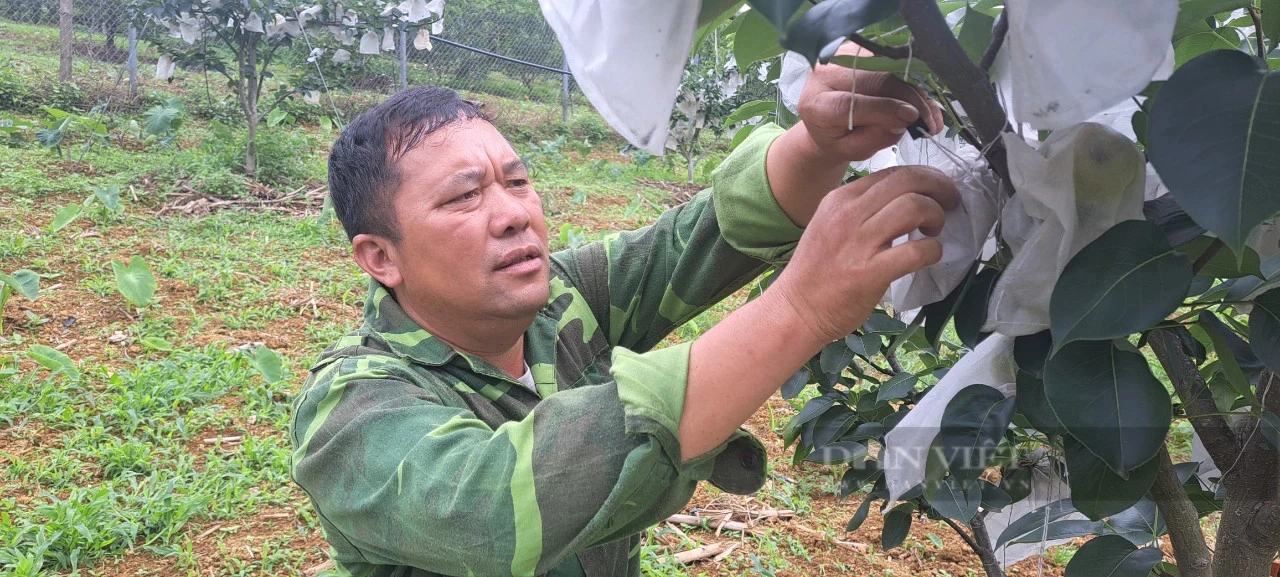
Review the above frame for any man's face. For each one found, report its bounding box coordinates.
[386,119,550,324]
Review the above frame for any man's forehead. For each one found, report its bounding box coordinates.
[404,119,522,176]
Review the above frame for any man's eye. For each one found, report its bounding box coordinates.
[509,179,529,188]
[450,190,479,203]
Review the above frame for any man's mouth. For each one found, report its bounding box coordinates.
[496,246,542,271]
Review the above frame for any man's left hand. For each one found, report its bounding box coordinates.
[796,43,946,164]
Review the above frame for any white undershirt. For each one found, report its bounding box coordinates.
[517,363,536,393]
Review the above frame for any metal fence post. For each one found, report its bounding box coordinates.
[399,26,408,91]
[127,25,138,97]
[560,49,570,123]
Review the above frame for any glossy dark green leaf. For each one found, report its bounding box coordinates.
[996,499,1082,548]
[1107,498,1167,546]
[1179,236,1263,278]
[50,203,81,232]
[820,340,854,375]
[880,504,914,550]
[876,373,919,403]
[812,404,858,448]
[840,459,883,496]
[1014,330,1053,378]
[1225,253,1280,301]
[1016,370,1063,436]
[955,267,999,349]
[781,368,811,400]
[695,0,745,46]
[999,466,1034,504]
[793,393,838,427]
[1044,341,1173,475]
[1006,519,1106,546]
[805,440,868,464]
[1174,25,1242,67]
[1148,50,1280,253]
[1050,220,1192,349]
[724,99,777,127]
[733,8,786,66]
[980,481,1012,512]
[746,0,806,32]
[921,264,976,349]
[1065,436,1159,521]
[847,490,886,531]
[1264,0,1280,56]
[863,312,907,335]
[957,7,995,64]
[1064,535,1163,577]
[846,332,882,359]
[1249,289,1280,373]
[937,384,1017,481]
[780,0,900,65]
[929,476,981,523]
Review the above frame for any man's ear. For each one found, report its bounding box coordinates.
[352,233,404,289]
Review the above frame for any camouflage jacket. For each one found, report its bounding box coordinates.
[288,124,800,577]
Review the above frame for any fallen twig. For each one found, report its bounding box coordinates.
[197,524,222,540]
[202,435,242,445]
[673,542,728,564]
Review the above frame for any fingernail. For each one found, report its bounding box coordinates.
[897,104,919,122]
[890,127,907,135]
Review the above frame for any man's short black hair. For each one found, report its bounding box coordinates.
[327,86,489,241]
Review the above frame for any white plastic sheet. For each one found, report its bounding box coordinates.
[997,0,1178,130]
[982,464,1082,568]
[155,54,176,80]
[983,123,1147,336]
[883,334,1019,502]
[538,0,700,153]
[359,30,381,55]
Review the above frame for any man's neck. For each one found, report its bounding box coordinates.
[396,296,531,377]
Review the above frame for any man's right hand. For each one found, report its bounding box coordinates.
[771,166,960,344]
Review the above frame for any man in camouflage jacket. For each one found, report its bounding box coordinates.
[288,44,957,577]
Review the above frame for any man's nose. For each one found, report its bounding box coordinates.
[489,184,531,237]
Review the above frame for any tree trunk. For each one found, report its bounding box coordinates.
[686,154,696,185]
[968,513,1006,577]
[243,33,260,178]
[1213,374,1280,577]
[58,0,73,83]
[1149,446,1214,577]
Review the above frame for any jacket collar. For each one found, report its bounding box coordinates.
[362,278,458,366]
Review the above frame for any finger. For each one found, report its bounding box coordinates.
[802,92,920,132]
[862,192,947,246]
[929,101,946,136]
[869,238,944,280]
[851,166,961,214]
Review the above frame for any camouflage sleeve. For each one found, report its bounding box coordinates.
[552,123,801,352]
[288,345,765,577]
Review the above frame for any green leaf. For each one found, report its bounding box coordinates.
[957,7,996,64]
[996,500,1087,548]
[1050,220,1192,349]
[880,504,914,550]
[781,368,811,400]
[28,344,79,378]
[1250,289,1280,373]
[937,384,1017,481]
[847,490,886,531]
[1264,0,1280,55]
[1015,370,1064,436]
[733,9,786,66]
[840,459,883,496]
[140,336,173,352]
[876,372,919,403]
[1175,25,1243,67]
[729,122,759,151]
[1179,236,1263,278]
[35,127,63,149]
[1174,0,1252,40]
[724,99,777,127]
[0,270,39,301]
[50,204,82,232]
[805,440,867,464]
[1014,330,1053,378]
[745,0,806,32]
[1064,535,1163,577]
[111,256,156,308]
[265,107,289,127]
[820,340,854,375]
[93,185,122,213]
[980,481,1012,512]
[955,267,999,349]
[863,312,907,335]
[141,101,182,136]
[1199,310,1262,400]
[929,476,981,523]
[1065,436,1159,521]
[1044,341,1173,476]
[695,0,745,49]
[999,465,1034,504]
[781,0,900,65]
[1107,499,1168,546]
[1148,49,1280,254]
[794,393,838,428]
[811,404,857,448]
[249,345,285,384]
[845,332,882,359]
